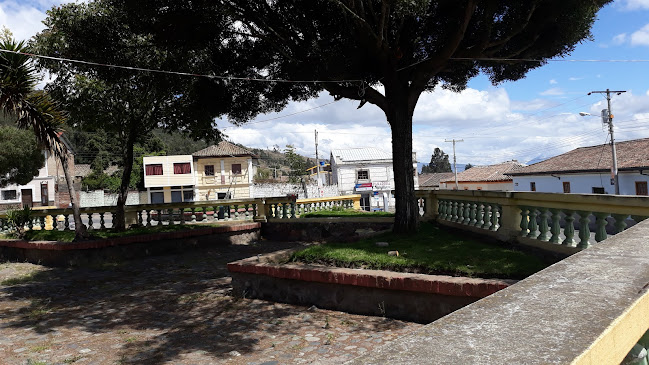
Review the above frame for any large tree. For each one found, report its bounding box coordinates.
[0,126,45,187]
[33,2,228,230]
[421,147,451,173]
[64,0,610,232]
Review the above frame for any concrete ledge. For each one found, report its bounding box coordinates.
[349,220,649,364]
[228,256,514,323]
[262,218,393,242]
[0,223,260,266]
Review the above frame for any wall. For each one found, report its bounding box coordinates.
[441,181,514,191]
[142,155,194,188]
[513,171,649,195]
[252,183,340,199]
[80,190,146,207]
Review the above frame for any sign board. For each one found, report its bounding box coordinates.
[355,183,373,192]
[373,181,391,190]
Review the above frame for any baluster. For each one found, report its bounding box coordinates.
[437,200,445,219]
[469,202,477,226]
[594,212,608,242]
[481,204,492,229]
[202,207,208,222]
[244,204,250,219]
[282,203,288,219]
[527,208,539,239]
[227,205,233,220]
[64,214,70,231]
[456,202,464,223]
[612,214,628,233]
[549,209,561,244]
[233,205,239,220]
[99,213,106,229]
[146,210,152,227]
[443,200,451,220]
[39,216,46,230]
[274,203,280,218]
[474,203,484,227]
[253,203,257,218]
[562,210,576,247]
[156,209,163,225]
[577,211,591,249]
[538,208,551,242]
[191,208,197,223]
[462,202,471,225]
[291,203,296,219]
[88,213,94,230]
[519,206,530,236]
[136,211,142,227]
[169,209,175,225]
[489,204,499,231]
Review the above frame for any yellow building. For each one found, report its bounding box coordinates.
[142,141,257,203]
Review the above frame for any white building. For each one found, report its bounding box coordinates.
[511,138,649,195]
[330,147,418,211]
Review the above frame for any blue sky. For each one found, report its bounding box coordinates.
[3,0,649,168]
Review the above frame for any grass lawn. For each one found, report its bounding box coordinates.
[290,222,549,279]
[301,209,394,218]
[4,223,226,243]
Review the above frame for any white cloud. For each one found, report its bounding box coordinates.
[0,1,47,41]
[549,79,557,85]
[568,77,583,81]
[613,33,628,45]
[620,0,649,10]
[630,23,649,46]
[539,87,565,96]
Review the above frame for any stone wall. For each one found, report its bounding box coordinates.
[253,183,340,199]
[80,190,148,207]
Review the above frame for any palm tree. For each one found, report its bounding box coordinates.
[0,38,88,241]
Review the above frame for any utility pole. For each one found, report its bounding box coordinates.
[588,89,626,195]
[445,139,464,190]
[315,130,321,187]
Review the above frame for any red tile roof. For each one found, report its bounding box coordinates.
[193,141,254,158]
[441,161,525,183]
[418,172,455,187]
[512,138,649,175]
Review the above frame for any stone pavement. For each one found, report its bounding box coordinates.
[0,240,422,364]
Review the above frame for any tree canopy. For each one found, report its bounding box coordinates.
[42,0,611,232]
[0,126,45,187]
[422,148,451,173]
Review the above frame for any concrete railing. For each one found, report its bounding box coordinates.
[352,219,649,364]
[0,195,363,233]
[416,190,649,254]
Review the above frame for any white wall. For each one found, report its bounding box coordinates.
[336,163,394,194]
[253,183,340,199]
[513,171,649,195]
[80,190,146,207]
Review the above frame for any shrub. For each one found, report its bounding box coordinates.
[6,205,32,239]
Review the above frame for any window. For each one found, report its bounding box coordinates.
[145,164,163,176]
[183,190,194,202]
[592,187,605,194]
[1,190,17,200]
[232,164,242,175]
[563,182,571,193]
[357,170,369,180]
[636,181,648,196]
[204,165,215,176]
[530,182,536,192]
[150,192,164,204]
[173,162,191,174]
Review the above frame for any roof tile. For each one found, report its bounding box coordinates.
[442,161,525,182]
[193,141,254,157]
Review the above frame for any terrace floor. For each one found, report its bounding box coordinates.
[0,240,421,364]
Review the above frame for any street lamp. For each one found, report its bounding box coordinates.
[579,108,619,194]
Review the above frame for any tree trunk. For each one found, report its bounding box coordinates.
[59,153,89,241]
[113,126,137,231]
[385,86,419,234]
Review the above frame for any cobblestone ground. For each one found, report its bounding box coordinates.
[0,241,422,364]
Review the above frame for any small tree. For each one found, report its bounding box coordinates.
[464,163,474,170]
[422,148,452,173]
[0,126,45,187]
[284,145,309,183]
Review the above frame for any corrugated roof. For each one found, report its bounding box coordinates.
[193,141,254,157]
[442,161,525,182]
[419,172,455,187]
[331,147,392,162]
[512,138,649,175]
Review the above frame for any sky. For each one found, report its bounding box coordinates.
[3,0,649,169]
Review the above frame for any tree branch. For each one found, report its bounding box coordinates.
[323,83,387,112]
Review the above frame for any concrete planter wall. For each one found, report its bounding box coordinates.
[261,217,394,242]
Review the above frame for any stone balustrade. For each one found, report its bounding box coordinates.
[0,195,362,233]
[416,190,649,253]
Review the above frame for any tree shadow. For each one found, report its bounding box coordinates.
[0,241,412,363]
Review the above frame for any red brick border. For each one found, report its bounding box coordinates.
[228,256,515,298]
[0,223,260,251]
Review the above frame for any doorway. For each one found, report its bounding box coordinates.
[40,183,49,205]
[21,189,33,208]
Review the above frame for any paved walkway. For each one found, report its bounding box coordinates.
[0,241,422,364]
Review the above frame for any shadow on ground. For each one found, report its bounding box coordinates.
[0,241,411,363]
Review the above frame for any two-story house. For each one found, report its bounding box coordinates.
[143,141,257,203]
[330,147,418,211]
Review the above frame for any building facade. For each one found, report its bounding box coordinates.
[143,141,257,203]
[330,147,418,211]
[511,138,649,195]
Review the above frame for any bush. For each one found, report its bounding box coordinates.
[6,205,32,239]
